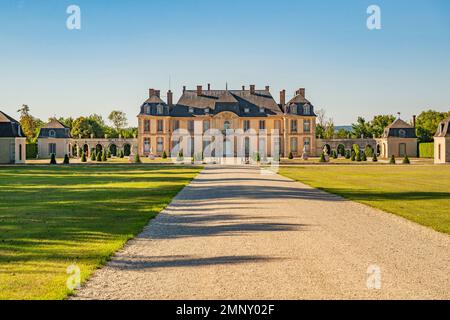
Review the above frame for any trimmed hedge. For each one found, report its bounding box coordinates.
[419,142,434,158]
[26,143,38,159]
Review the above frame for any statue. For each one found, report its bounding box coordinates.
[302,145,309,160]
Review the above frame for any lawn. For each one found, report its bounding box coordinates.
[0,165,201,300]
[279,165,450,235]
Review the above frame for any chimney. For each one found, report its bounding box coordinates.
[413,115,416,128]
[280,90,286,106]
[167,90,173,106]
[207,83,211,91]
[250,84,255,94]
[149,88,155,97]
[299,88,305,97]
[197,85,202,96]
[242,85,245,91]
[155,90,160,98]
[265,85,270,91]
[183,86,186,93]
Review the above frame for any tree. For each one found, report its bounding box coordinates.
[335,128,350,139]
[416,110,450,142]
[108,111,128,131]
[370,115,395,138]
[351,117,371,139]
[315,109,326,138]
[58,117,74,130]
[17,104,41,142]
[324,119,335,139]
[71,116,104,138]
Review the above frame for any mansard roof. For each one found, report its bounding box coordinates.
[435,116,450,137]
[0,111,23,137]
[285,93,317,117]
[383,118,417,138]
[38,118,71,138]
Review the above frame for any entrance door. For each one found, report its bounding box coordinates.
[399,143,406,157]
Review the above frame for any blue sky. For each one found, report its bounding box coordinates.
[1,0,449,126]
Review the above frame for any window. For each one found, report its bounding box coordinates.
[399,129,406,138]
[205,108,210,115]
[189,107,194,113]
[188,120,194,132]
[49,130,56,138]
[144,138,151,153]
[303,120,311,133]
[157,104,163,115]
[244,108,250,113]
[290,138,298,153]
[291,120,298,133]
[224,121,231,131]
[304,137,310,152]
[145,105,151,114]
[303,104,311,115]
[243,120,250,131]
[157,120,163,132]
[259,107,265,113]
[173,120,180,131]
[49,143,56,155]
[291,105,297,114]
[144,120,150,133]
[203,120,210,132]
[157,137,164,152]
[259,120,266,130]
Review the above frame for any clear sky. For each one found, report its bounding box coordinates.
[1,0,449,126]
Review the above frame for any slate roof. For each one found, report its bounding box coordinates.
[0,111,23,138]
[38,119,71,138]
[285,92,317,117]
[383,118,417,138]
[435,116,450,137]
[139,87,317,118]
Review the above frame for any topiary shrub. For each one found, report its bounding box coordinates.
[96,152,102,162]
[162,151,167,159]
[351,152,356,161]
[119,150,124,158]
[102,150,107,162]
[345,150,351,159]
[107,150,111,158]
[50,154,57,165]
[63,154,70,164]
[402,155,410,164]
[356,151,362,162]
[90,151,96,161]
[390,155,396,164]
[319,153,326,163]
[361,152,367,161]
[256,152,261,162]
[288,152,294,160]
[332,150,338,159]
[81,152,87,162]
[134,154,141,163]
[372,153,378,162]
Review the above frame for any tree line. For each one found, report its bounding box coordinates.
[17,105,137,142]
[315,109,449,142]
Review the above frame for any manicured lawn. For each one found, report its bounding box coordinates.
[0,165,201,300]
[279,165,450,235]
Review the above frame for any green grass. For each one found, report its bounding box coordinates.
[279,165,450,235]
[0,165,201,300]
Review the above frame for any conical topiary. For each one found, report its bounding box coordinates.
[319,153,326,163]
[361,152,367,161]
[356,151,362,162]
[81,152,87,162]
[402,155,410,164]
[288,152,294,160]
[372,153,378,162]
[90,151,96,161]
[162,151,167,159]
[63,154,70,164]
[107,150,111,158]
[96,152,102,162]
[50,154,57,165]
[134,154,141,163]
[102,150,107,162]
[119,150,124,158]
[390,155,396,164]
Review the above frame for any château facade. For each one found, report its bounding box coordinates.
[137,85,317,158]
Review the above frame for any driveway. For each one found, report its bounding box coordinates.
[73,166,450,299]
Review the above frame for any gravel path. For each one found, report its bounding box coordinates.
[73,166,450,299]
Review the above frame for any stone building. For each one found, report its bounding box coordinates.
[0,111,26,164]
[137,85,317,158]
[377,118,418,158]
[37,119,71,159]
[434,116,450,164]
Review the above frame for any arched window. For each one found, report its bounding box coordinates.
[49,130,56,138]
[291,104,297,114]
[157,104,163,115]
[303,104,311,115]
[399,129,406,138]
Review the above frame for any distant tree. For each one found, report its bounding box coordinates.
[58,117,74,130]
[324,119,335,139]
[370,115,395,138]
[335,128,350,139]
[108,111,128,131]
[351,117,371,139]
[416,110,450,142]
[71,116,104,138]
[17,104,42,142]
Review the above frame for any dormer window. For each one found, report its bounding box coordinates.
[49,130,56,138]
[189,107,194,113]
[145,105,151,114]
[157,104,163,115]
[399,129,406,138]
[244,108,250,113]
[205,108,210,115]
[303,104,311,115]
[259,107,265,113]
[291,104,297,114]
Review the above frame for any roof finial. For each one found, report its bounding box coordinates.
[397,112,401,119]
[226,82,228,91]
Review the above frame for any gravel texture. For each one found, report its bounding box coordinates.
[73,166,450,300]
